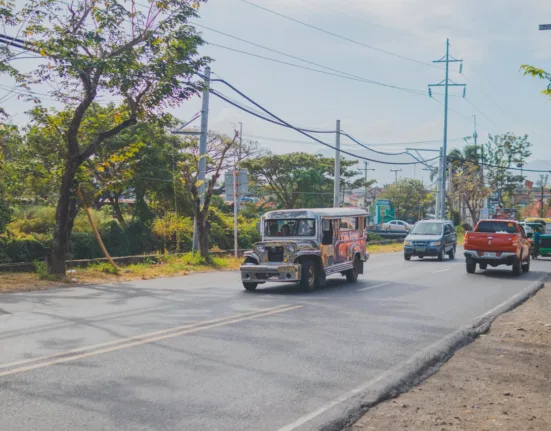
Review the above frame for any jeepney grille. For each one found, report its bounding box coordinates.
[267,246,284,262]
[540,237,551,248]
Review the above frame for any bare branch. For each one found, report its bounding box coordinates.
[79,117,138,163]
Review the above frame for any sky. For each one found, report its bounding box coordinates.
[3,0,551,186]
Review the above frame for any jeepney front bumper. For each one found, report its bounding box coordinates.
[240,263,301,283]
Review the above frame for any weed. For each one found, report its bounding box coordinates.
[88,262,120,275]
[33,260,59,281]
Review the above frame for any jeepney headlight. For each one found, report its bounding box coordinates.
[404,240,412,246]
[430,241,441,246]
[286,244,296,253]
[255,245,265,253]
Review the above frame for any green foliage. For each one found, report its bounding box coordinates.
[242,152,368,209]
[33,260,58,281]
[484,133,531,206]
[378,178,429,220]
[88,262,120,275]
[521,65,551,98]
[2,239,48,264]
[0,200,12,233]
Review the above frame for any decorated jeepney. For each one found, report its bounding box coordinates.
[240,208,369,291]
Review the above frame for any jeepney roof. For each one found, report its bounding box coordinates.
[263,207,368,220]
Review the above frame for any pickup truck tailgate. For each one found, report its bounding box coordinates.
[466,232,515,252]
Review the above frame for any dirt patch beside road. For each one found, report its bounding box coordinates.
[352,284,551,431]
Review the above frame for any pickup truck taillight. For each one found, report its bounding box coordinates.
[464,233,469,245]
[512,235,518,246]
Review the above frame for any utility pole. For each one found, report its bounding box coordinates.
[539,174,548,218]
[390,169,402,183]
[429,39,466,219]
[233,122,243,259]
[192,66,211,252]
[334,120,341,208]
[360,161,375,208]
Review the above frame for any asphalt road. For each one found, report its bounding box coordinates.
[0,251,548,431]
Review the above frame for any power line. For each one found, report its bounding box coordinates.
[239,0,440,70]
[207,42,428,96]
[210,74,439,166]
[198,23,432,96]
[244,133,466,147]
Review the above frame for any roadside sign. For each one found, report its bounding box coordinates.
[225,169,249,198]
[539,24,551,30]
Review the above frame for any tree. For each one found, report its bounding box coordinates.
[521,65,551,99]
[378,178,428,220]
[180,132,239,260]
[2,0,209,274]
[242,153,364,209]
[451,161,489,225]
[483,133,531,207]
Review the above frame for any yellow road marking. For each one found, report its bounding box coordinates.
[0,304,295,371]
[0,305,303,378]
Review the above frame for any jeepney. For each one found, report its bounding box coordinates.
[240,208,369,291]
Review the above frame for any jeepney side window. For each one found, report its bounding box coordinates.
[339,217,358,232]
[322,218,333,245]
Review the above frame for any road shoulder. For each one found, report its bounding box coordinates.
[351,284,551,431]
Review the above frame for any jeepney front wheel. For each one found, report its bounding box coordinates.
[242,257,259,291]
[346,255,361,283]
[300,259,321,291]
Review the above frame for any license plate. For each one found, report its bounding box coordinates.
[279,266,295,272]
[415,247,426,252]
[483,252,497,258]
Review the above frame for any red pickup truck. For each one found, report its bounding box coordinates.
[464,219,531,275]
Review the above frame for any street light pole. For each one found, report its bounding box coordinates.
[390,169,402,184]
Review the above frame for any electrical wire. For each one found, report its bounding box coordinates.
[209,75,439,166]
[207,42,428,96]
[197,24,430,96]
[239,0,441,70]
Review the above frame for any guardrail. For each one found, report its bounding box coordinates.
[0,250,246,273]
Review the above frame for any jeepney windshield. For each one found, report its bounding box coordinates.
[264,219,316,237]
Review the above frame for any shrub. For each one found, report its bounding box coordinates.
[152,212,193,252]
[70,232,102,260]
[6,239,48,263]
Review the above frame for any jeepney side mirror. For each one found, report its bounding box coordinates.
[322,219,331,232]
[256,222,261,232]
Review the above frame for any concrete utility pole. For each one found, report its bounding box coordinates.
[390,169,402,183]
[429,39,466,219]
[359,161,375,208]
[333,120,341,208]
[539,175,548,218]
[192,66,211,252]
[233,121,243,259]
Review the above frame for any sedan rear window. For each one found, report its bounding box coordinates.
[476,221,517,234]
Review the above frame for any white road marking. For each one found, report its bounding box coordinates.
[433,268,451,273]
[357,282,392,292]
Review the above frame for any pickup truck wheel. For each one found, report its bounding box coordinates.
[479,263,488,270]
[522,255,530,273]
[466,260,476,274]
[512,257,522,276]
[448,246,456,260]
[300,259,319,291]
[404,254,411,261]
[437,247,445,261]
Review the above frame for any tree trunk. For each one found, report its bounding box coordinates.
[110,194,128,229]
[197,216,210,262]
[49,160,79,275]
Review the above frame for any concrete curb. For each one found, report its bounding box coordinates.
[295,274,548,431]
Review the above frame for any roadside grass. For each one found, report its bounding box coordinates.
[368,242,404,253]
[0,253,242,294]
